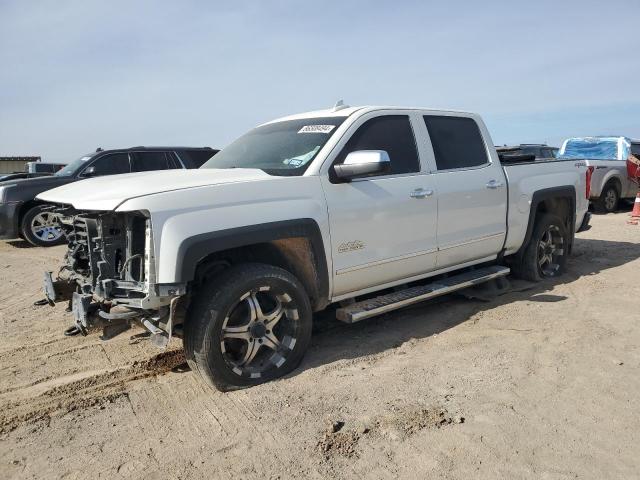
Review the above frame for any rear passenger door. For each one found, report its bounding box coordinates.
[131,151,179,172]
[321,113,438,298]
[423,115,507,268]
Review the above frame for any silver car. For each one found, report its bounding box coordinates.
[559,136,636,213]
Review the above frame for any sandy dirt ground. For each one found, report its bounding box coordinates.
[1,212,639,479]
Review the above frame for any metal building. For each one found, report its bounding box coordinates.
[0,157,41,174]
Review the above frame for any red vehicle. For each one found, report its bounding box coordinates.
[628,141,640,185]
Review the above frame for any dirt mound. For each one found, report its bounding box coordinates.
[379,405,463,438]
[317,420,360,459]
[317,406,463,460]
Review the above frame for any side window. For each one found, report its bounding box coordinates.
[336,115,420,175]
[178,149,218,168]
[85,153,130,176]
[423,116,489,171]
[131,152,174,172]
[166,152,181,169]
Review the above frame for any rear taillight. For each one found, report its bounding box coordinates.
[585,166,594,199]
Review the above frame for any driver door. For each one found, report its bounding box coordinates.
[321,113,438,298]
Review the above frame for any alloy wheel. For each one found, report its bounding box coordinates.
[537,225,564,277]
[220,287,300,379]
[31,211,63,243]
[604,188,617,212]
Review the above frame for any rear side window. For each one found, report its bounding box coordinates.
[336,115,420,175]
[423,116,489,170]
[179,149,218,168]
[131,152,175,172]
[632,143,640,157]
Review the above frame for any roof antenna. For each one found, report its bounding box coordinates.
[332,99,349,112]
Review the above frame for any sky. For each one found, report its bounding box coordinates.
[1,0,639,162]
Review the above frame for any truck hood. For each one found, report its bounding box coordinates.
[36,168,272,210]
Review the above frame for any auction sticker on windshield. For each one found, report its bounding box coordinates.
[298,125,335,134]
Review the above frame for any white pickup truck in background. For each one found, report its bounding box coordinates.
[38,104,590,391]
[559,136,637,213]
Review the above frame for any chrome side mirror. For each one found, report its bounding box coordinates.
[333,150,391,181]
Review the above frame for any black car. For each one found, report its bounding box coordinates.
[0,172,52,183]
[0,146,218,247]
[496,144,558,160]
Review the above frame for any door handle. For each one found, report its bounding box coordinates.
[486,180,505,189]
[410,188,434,199]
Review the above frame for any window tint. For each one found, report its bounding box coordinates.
[423,116,489,170]
[166,152,181,169]
[86,153,130,176]
[336,115,420,175]
[179,149,218,168]
[631,143,640,157]
[131,152,175,172]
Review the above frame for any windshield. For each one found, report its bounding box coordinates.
[559,137,628,160]
[201,117,347,176]
[54,154,95,176]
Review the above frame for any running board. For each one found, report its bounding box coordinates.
[335,265,510,323]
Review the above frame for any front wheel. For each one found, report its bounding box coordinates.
[21,205,65,247]
[512,213,569,282]
[184,263,313,391]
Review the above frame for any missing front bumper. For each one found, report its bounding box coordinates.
[43,271,76,305]
[43,271,180,346]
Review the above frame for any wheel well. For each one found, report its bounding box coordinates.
[511,188,576,265]
[191,237,326,311]
[603,177,621,195]
[17,200,45,229]
[535,196,571,225]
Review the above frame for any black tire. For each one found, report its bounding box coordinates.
[594,183,619,214]
[184,263,313,391]
[512,213,569,282]
[21,205,65,247]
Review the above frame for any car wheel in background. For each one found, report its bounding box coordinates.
[21,205,65,247]
[594,183,619,214]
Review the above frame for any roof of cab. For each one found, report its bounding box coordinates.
[265,105,476,125]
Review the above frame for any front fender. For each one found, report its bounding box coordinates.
[116,176,332,295]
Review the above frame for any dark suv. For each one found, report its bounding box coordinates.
[0,147,218,246]
[496,144,558,160]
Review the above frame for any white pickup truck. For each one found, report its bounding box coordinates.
[39,104,590,391]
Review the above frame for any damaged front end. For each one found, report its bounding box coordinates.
[44,207,186,346]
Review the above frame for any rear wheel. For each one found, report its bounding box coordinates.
[21,205,65,247]
[594,183,619,213]
[184,263,312,391]
[512,213,569,282]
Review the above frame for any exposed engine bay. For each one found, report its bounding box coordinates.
[43,206,183,345]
